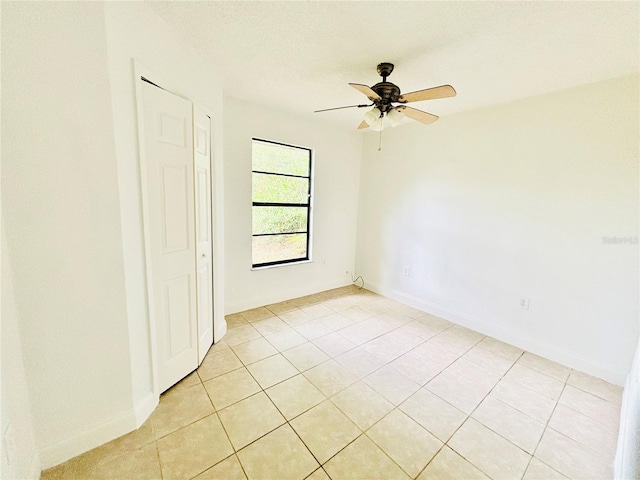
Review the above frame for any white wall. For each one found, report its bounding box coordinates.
[224,98,361,313]
[356,74,639,384]
[103,0,226,418]
[1,1,226,469]
[1,224,40,479]
[615,334,640,479]
[1,1,133,467]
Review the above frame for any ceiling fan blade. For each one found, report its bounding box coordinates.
[349,83,381,101]
[398,85,456,103]
[314,104,370,113]
[357,120,369,130]
[400,106,439,125]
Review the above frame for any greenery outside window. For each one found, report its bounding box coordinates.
[252,138,312,267]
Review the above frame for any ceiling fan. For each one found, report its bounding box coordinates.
[315,62,456,131]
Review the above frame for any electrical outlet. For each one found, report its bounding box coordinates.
[321,258,326,265]
[403,266,410,277]
[519,297,531,311]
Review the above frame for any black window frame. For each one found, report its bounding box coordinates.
[251,138,312,268]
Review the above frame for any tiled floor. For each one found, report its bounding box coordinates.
[42,286,623,480]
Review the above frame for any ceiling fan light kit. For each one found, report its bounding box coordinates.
[315,62,457,133]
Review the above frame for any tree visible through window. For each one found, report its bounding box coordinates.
[252,139,312,267]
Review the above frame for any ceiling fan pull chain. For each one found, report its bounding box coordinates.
[378,125,383,151]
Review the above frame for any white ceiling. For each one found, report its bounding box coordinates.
[150,1,639,130]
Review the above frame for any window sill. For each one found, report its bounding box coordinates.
[251,260,313,271]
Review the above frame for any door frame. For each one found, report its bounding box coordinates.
[134,61,225,397]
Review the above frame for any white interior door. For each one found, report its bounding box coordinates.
[141,81,198,393]
[193,107,214,363]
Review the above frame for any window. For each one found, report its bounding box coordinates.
[252,139,312,267]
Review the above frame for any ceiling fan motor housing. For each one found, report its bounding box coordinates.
[372,62,401,112]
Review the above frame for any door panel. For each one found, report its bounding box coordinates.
[194,107,214,363]
[141,81,198,393]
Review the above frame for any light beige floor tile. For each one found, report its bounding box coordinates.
[313,332,357,357]
[367,410,442,478]
[265,374,325,420]
[72,442,161,480]
[361,330,423,363]
[338,318,391,345]
[306,467,331,480]
[339,306,373,322]
[304,360,358,397]
[522,458,568,480]
[251,316,290,336]
[323,297,353,312]
[425,371,491,414]
[206,339,230,354]
[462,345,515,376]
[503,364,564,400]
[157,414,233,480]
[411,341,460,366]
[151,383,215,438]
[567,370,623,404]
[237,424,318,480]
[280,309,314,326]
[535,428,613,480]
[167,371,201,392]
[224,324,262,347]
[472,396,545,453]
[491,379,556,423]
[295,320,333,340]
[231,337,278,365]
[444,358,500,390]
[429,328,481,355]
[396,320,440,341]
[417,446,490,480]
[558,385,620,427]
[323,435,410,480]
[399,389,467,442]
[69,419,155,470]
[301,303,333,319]
[239,306,274,323]
[517,352,571,382]
[283,342,330,371]
[375,310,413,327]
[334,347,385,379]
[331,381,394,430]
[246,354,299,388]
[415,313,452,331]
[197,348,243,381]
[203,368,261,410]
[40,462,76,480]
[448,418,530,480]
[359,302,392,316]
[388,353,445,386]
[319,312,355,331]
[266,329,308,351]
[364,365,420,405]
[193,454,247,480]
[548,404,618,455]
[289,295,319,309]
[290,401,361,464]
[265,300,298,315]
[395,305,427,319]
[476,336,524,361]
[226,313,247,329]
[217,392,285,449]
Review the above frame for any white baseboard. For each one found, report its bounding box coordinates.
[26,449,41,479]
[226,279,353,314]
[39,391,158,470]
[133,392,157,427]
[367,281,626,385]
